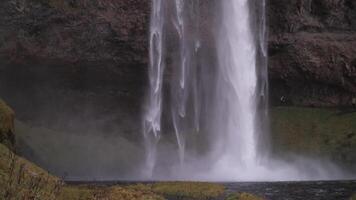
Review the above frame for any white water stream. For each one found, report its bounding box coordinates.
[142,0,345,181]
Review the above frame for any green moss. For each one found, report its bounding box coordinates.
[271,107,356,166]
[147,182,225,200]
[0,99,15,148]
[225,193,264,200]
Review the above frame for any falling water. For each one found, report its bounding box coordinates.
[142,0,165,178]
[142,0,345,181]
[216,0,258,167]
[143,0,267,179]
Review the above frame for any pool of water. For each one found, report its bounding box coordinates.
[223,181,356,200]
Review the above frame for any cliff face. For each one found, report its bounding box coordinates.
[0,0,150,137]
[1,0,355,110]
[0,0,150,64]
[268,0,356,106]
[0,0,355,130]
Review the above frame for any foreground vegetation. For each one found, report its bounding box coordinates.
[0,145,261,200]
[225,193,264,200]
[0,140,257,200]
[127,182,225,200]
[0,143,62,199]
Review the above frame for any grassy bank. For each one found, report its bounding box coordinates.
[0,141,164,199]
[0,142,220,200]
[271,107,356,167]
[0,143,61,199]
[0,98,268,200]
[0,141,260,200]
[1,141,266,200]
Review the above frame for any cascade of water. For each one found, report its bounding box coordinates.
[215,0,258,167]
[143,0,165,178]
[170,0,201,166]
[141,0,349,181]
[143,0,269,179]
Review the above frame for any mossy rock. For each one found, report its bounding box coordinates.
[0,99,15,147]
[225,193,264,200]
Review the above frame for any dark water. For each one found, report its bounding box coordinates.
[223,181,356,200]
[67,180,356,200]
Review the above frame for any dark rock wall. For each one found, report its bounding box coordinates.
[268,0,356,106]
[0,0,150,138]
[0,0,355,129]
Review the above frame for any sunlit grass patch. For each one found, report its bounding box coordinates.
[225,192,264,200]
[109,186,165,200]
[126,182,226,200]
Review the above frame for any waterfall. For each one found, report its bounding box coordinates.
[141,0,349,181]
[215,0,258,167]
[143,0,269,180]
[143,0,165,178]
